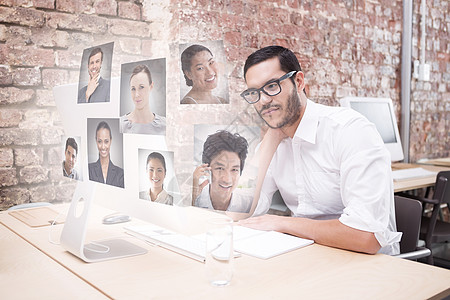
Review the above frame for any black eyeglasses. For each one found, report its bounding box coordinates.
[240,71,297,104]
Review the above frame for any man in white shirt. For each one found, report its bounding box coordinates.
[239,46,401,255]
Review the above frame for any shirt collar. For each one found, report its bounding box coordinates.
[293,99,318,145]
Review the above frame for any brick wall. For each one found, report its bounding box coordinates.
[0,0,448,210]
[409,0,449,161]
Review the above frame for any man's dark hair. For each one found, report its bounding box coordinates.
[146,152,166,172]
[243,46,302,83]
[65,137,78,155]
[95,121,112,140]
[88,47,103,64]
[131,64,152,85]
[202,130,248,175]
[181,44,213,87]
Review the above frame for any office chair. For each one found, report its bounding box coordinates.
[418,172,450,265]
[393,195,431,260]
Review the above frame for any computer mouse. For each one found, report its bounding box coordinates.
[102,214,131,225]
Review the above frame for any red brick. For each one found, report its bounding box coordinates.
[0,109,22,128]
[30,185,56,202]
[47,12,108,34]
[141,39,153,57]
[21,109,53,129]
[30,28,70,48]
[12,0,54,8]
[0,188,30,210]
[109,19,151,37]
[41,126,64,145]
[2,45,55,67]
[55,50,83,69]
[259,5,289,22]
[0,87,35,105]
[19,165,48,184]
[56,0,92,13]
[54,183,76,201]
[3,25,31,47]
[224,31,241,47]
[14,148,44,167]
[36,89,55,107]
[0,148,13,167]
[93,0,117,16]
[12,67,42,86]
[118,1,141,20]
[0,128,40,146]
[47,146,61,165]
[0,66,12,85]
[0,167,18,186]
[228,0,244,14]
[118,37,141,55]
[0,6,45,27]
[42,69,69,88]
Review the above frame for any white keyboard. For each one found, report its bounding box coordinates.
[125,225,206,262]
[392,167,437,181]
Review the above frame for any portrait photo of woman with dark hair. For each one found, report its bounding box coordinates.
[88,119,124,188]
[139,152,173,205]
[180,41,229,104]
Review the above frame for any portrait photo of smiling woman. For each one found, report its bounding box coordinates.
[179,40,229,104]
[87,118,124,188]
[120,59,166,135]
[138,149,179,206]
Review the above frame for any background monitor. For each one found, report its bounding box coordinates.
[340,97,404,162]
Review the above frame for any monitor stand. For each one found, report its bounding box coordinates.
[60,181,147,263]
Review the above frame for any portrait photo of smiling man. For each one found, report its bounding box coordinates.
[77,42,114,103]
[192,125,260,213]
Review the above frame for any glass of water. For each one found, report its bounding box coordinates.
[205,217,233,286]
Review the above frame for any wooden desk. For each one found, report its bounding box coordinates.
[1,205,450,299]
[392,163,450,193]
[0,223,106,299]
[418,157,450,168]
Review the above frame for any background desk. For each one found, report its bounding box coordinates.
[392,163,450,193]
[1,204,450,299]
[418,157,450,168]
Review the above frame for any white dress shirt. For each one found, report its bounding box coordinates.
[195,185,253,213]
[257,99,401,255]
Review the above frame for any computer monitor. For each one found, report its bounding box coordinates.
[340,97,404,162]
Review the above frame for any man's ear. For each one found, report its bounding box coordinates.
[294,71,305,91]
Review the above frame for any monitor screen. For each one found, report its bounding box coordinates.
[349,102,397,144]
[340,97,404,162]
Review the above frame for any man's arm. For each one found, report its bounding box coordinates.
[247,128,287,215]
[239,215,381,254]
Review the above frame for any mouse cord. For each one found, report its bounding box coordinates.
[48,209,65,245]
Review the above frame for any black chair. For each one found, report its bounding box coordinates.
[418,172,450,265]
[394,195,431,260]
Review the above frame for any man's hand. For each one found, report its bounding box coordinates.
[85,73,100,102]
[238,214,284,232]
[192,164,211,205]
